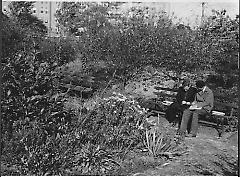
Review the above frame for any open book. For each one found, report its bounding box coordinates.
[162,100,173,106]
[189,105,202,110]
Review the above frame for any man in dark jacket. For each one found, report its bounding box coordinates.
[165,79,198,128]
[178,80,214,138]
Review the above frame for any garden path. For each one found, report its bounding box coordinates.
[133,116,238,176]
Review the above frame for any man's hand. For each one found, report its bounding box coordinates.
[182,101,191,105]
[182,101,186,104]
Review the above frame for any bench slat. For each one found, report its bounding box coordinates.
[153,92,177,97]
[212,111,225,116]
[154,86,178,92]
[199,120,219,127]
[60,84,92,92]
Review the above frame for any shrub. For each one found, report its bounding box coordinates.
[1,32,79,175]
[144,127,187,158]
[76,92,148,150]
[69,143,120,175]
[39,37,77,66]
[2,122,80,175]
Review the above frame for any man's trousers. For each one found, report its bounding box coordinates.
[179,108,207,136]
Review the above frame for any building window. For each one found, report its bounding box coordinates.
[32,8,36,13]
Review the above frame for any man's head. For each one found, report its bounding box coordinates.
[196,80,206,92]
[182,79,191,91]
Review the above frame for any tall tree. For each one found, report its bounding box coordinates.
[56,2,114,36]
[8,1,48,36]
[200,10,239,74]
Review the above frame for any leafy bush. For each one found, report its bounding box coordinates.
[224,116,238,132]
[56,3,239,85]
[1,18,80,174]
[69,143,120,175]
[76,92,148,149]
[39,37,77,66]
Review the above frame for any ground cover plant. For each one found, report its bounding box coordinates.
[1,1,238,176]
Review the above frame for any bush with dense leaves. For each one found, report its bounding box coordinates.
[56,3,239,87]
[1,15,80,174]
[75,92,148,150]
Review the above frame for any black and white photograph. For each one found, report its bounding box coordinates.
[1,0,239,175]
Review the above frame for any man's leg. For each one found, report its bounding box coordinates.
[190,109,207,136]
[165,103,180,124]
[187,116,192,134]
[179,109,193,135]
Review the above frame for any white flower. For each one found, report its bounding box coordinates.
[118,98,125,101]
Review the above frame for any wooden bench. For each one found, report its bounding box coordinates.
[151,86,238,137]
[59,83,93,95]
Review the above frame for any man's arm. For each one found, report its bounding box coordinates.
[196,91,214,109]
[175,87,185,103]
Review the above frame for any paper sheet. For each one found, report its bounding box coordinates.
[189,105,202,110]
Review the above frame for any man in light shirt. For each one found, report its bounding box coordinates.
[178,80,214,138]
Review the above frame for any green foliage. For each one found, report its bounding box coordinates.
[2,12,25,58]
[143,127,185,158]
[76,92,147,150]
[56,2,112,35]
[225,116,238,132]
[8,1,47,35]
[56,3,239,79]
[2,2,47,59]
[1,90,150,175]
[1,38,77,175]
[1,48,72,138]
[2,125,75,175]
[70,143,119,175]
[2,3,238,175]
[38,37,77,65]
[199,10,239,74]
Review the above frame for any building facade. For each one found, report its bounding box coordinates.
[32,1,61,36]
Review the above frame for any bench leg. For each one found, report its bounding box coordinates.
[216,117,225,137]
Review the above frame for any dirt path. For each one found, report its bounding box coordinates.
[136,124,238,176]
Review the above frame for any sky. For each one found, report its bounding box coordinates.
[169,1,239,27]
[2,0,239,27]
